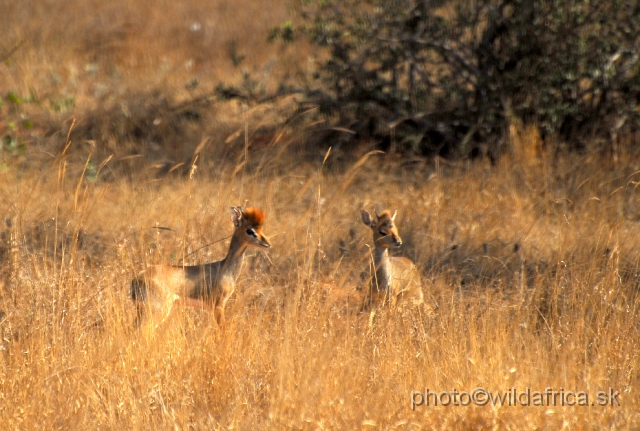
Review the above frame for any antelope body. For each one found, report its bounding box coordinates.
[361,209,424,311]
[130,206,271,328]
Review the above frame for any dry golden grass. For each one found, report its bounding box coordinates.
[1,1,639,429]
[0,123,638,429]
[1,0,293,94]
[1,0,303,171]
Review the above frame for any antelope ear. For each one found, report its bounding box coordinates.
[391,210,397,221]
[361,209,375,228]
[230,207,243,228]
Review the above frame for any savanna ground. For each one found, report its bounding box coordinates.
[1,0,639,429]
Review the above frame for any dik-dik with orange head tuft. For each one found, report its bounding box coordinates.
[361,209,424,312]
[130,206,271,329]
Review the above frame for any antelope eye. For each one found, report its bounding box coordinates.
[378,229,387,236]
[246,228,257,237]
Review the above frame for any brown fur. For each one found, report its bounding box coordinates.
[361,208,424,311]
[130,206,271,329]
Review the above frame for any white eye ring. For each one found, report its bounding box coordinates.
[246,228,257,237]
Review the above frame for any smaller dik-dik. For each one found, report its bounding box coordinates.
[130,206,271,329]
[361,209,424,312]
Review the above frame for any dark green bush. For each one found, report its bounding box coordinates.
[269,0,640,157]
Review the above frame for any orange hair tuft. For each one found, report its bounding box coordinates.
[243,207,266,226]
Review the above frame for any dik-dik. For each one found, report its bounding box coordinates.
[361,209,424,312]
[130,206,271,329]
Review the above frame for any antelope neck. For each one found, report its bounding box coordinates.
[373,246,392,289]
[220,233,250,277]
